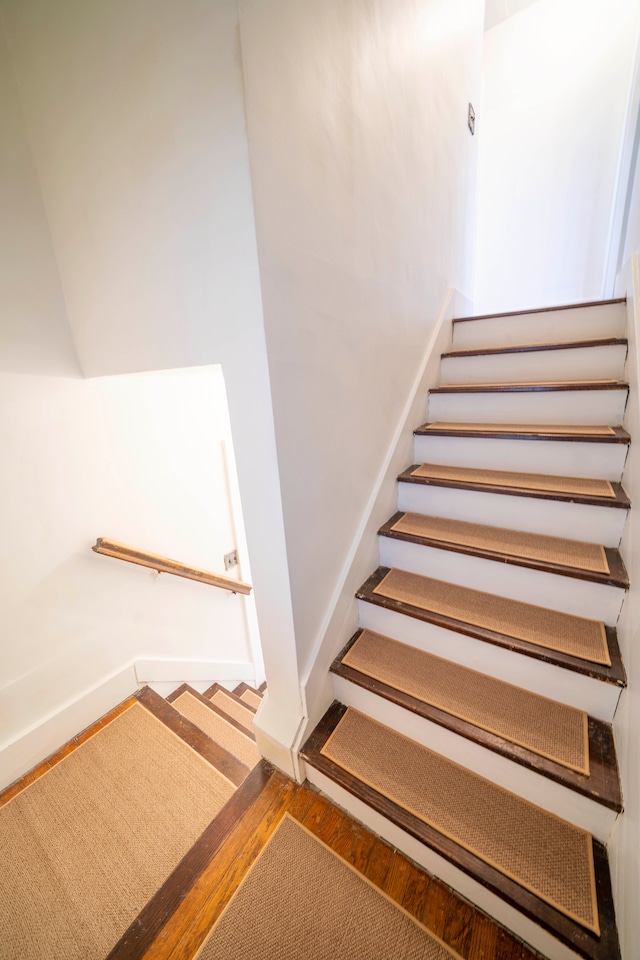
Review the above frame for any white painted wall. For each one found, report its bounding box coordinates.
[238,0,483,696]
[0,27,265,786]
[474,0,640,314]
[622,141,640,269]
[610,263,640,958]
[1,0,303,772]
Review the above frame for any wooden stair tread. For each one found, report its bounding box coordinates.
[442,337,628,359]
[379,511,629,588]
[399,462,630,510]
[302,703,620,960]
[358,567,626,686]
[167,686,260,770]
[415,422,631,444]
[332,629,622,811]
[233,682,264,709]
[452,298,626,324]
[430,380,628,394]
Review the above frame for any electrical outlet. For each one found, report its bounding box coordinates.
[224,550,238,570]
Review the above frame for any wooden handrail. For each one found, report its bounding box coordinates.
[92,538,252,595]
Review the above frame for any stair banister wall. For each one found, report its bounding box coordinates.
[295,287,471,748]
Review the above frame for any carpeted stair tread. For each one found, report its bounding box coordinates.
[416,422,624,439]
[197,814,463,960]
[207,686,256,733]
[238,688,263,709]
[320,708,598,933]
[371,568,610,665]
[0,702,234,960]
[340,630,589,773]
[387,512,610,576]
[430,379,626,393]
[171,690,260,770]
[410,462,615,498]
[442,336,627,358]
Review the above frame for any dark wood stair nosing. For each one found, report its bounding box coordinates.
[135,686,250,786]
[429,381,629,395]
[233,681,264,701]
[331,630,622,813]
[167,683,257,742]
[398,465,631,511]
[301,702,621,960]
[357,567,627,688]
[105,760,280,960]
[452,297,626,324]
[378,511,629,590]
[414,423,631,445]
[441,337,628,359]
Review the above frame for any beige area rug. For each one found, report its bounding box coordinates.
[411,462,616,498]
[343,630,589,774]
[173,691,260,769]
[239,688,262,709]
[196,814,462,960]
[0,702,234,960]
[422,422,616,436]
[209,690,255,731]
[372,568,610,666]
[321,709,599,934]
[390,512,609,575]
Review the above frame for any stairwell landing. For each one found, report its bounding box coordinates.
[302,298,630,960]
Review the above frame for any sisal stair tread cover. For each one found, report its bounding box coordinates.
[171,690,260,770]
[410,462,616,499]
[387,512,611,576]
[197,814,463,960]
[442,336,627,358]
[238,688,263,709]
[372,567,610,665]
[0,702,234,960]
[417,421,625,440]
[320,708,599,933]
[341,629,589,773]
[430,379,626,393]
[205,685,256,732]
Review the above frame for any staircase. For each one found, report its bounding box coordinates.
[301,298,630,960]
[0,680,266,959]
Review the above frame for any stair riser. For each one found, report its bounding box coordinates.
[397,482,627,548]
[453,304,627,350]
[413,435,628,480]
[304,764,583,960]
[357,600,622,721]
[378,536,626,625]
[331,674,617,841]
[428,388,627,426]
[440,345,627,385]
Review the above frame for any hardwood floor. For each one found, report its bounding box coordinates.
[115,760,544,960]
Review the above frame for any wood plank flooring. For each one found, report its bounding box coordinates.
[117,760,545,960]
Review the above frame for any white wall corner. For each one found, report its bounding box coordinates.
[604,21,640,297]
[294,287,458,749]
[0,663,138,792]
[253,692,307,780]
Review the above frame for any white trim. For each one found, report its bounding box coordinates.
[602,18,640,297]
[134,658,254,683]
[296,288,458,739]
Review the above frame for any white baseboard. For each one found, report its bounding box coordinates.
[0,664,137,792]
[135,658,254,684]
